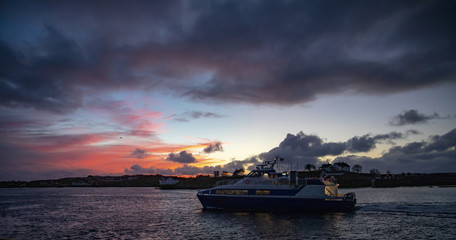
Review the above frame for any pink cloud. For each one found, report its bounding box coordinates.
[19,132,119,152]
[87,99,165,137]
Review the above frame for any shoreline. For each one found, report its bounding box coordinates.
[1,172,455,189]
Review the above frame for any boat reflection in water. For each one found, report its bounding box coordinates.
[197,157,356,212]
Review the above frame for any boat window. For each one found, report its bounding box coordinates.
[216,189,248,195]
[255,190,270,195]
[277,177,289,185]
[297,178,307,185]
[247,171,261,177]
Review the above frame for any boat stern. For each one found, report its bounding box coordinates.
[341,192,357,211]
[344,192,356,203]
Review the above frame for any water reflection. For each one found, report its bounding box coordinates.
[198,209,356,239]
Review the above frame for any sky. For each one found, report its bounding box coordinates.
[1,0,455,181]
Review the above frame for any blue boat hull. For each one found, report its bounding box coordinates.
[197,194,356,213]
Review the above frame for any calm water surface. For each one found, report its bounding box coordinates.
[1,187,455,239]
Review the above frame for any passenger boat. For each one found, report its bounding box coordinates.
[197,157,356,212]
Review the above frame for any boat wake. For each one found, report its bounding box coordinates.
[357,203,456,218]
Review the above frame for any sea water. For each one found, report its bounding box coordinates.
[1,187,455,239]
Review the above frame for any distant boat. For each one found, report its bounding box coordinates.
[197,157,356,212]
[159,176,179,189]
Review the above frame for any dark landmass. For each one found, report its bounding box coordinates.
[0,174,242,189]
[1,172,455,189]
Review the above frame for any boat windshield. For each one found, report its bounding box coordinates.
[247,171,262,177]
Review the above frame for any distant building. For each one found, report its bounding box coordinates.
[333,162,350,172]
[320,162,351,172]
[320,163,336,172]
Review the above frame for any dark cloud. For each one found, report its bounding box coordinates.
[203,141,223,153]
[125,156,261,176]
[181,156,260,174]
[373,132,404,140]
[346,135,377,153]
[406,129,422,135]
[131,148,148,159]
[338,146,456,174]
[173,165,203,175]
[346,132,404,153]
[189,111,223,119]
[124,164,155,175]
[166,151,196,163]
[124,165,175,176]
[173,111,223,122]
[0,38,83,113]
[1,1,455,113]
[260,131,405,164]
[260,132,344,166]
[390,109,441,126]
[424,129,456,153]
[334,128,456,173]
[128,128,456,175]
[183,1,456,104]
[221,157,261,172]
[395,142,425,155]
[257,129,456,173]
